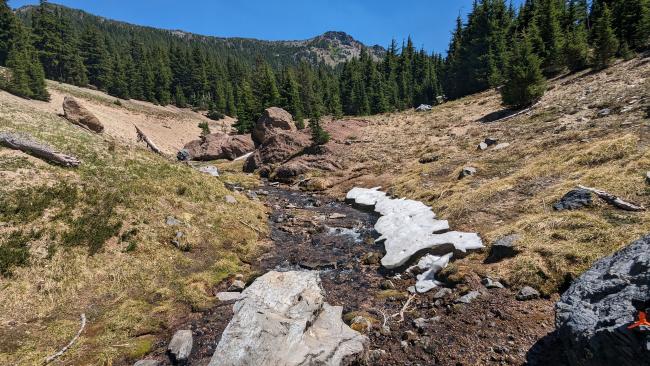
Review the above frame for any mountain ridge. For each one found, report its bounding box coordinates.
[15,4,385,67]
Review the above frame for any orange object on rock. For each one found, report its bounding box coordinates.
[628,311,650,330]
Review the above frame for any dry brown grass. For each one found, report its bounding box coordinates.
[0,88,266,365]
[331,56,650,295]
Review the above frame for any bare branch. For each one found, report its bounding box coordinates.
[578,185,646,212]
[0,132,80,167]
[44,313,86,365]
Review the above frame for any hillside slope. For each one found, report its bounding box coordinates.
[0,81,265,365]
[324,55,650,295]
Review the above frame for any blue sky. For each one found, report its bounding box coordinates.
[9,0,523,53]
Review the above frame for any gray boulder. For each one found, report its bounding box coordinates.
[556,235,650,366]
[456,291,481,304]
[485,234,520,263]
[167,330,193,365]
[208,271,367,366]
[553,189,593,211]
[516,286,540,301]
[416,104,432,112]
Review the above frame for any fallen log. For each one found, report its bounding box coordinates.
[44,313,86,365]
[577,185,646,212]
[0,132,81,167]
[134,125,164,156]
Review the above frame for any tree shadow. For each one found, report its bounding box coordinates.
[477,108,517,123]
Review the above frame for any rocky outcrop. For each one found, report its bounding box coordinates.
[243,131,310,173]
[272,149,342,183]
[252,107,297,145]
[62,96,104,133]
[556,235,650,366]
[181,133,254,161]
[208,271,367,366]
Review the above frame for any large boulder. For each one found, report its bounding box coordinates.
[208,271,367,366]
[181,133,254,161]
[243,131,310,173]
[252,107,297,145]
[62,96,104,133]
[556,235,650,366]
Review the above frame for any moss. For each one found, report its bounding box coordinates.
[375,289,407,300]
[0,182,78,223]
[0,230,38,276]
[126,335,154,360]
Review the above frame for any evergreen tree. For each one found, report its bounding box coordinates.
[234,78,256,133]
[308,109,330,146]
[1,4,48,101]
[592,4,619,69]
[501,32,547,108]
[280,67,304,126]
[79,27,110,90]
[0,0,12,66]
[564,24,590,71]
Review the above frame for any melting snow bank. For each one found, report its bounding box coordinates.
[346,187,484,292]
[208,271,367,366]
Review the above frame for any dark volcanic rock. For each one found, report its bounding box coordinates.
[556,235,650,366]
[553,189,593,211]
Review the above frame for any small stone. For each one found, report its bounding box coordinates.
[380,280,396,290]
[134,361,161,366]
[216,292,243,302]
[413,318,429,331]
[419,154,439,164]
[224,195,238,204]
[458,167,477,179]
[166,216,181,226]
[484,137,498,146]
[597,108,611,117]
[407,286,417,294]
[167,330,193,365]
[329,213,347,219]
[256,190,270,196]
[171,231,189,251]
[433,288,453,299]
[456,290,481,304]
[478,142,489,151]
[516,286,540,301]
[482,277,505,289]
[228,280,246,292]
[493,143,510,150]
[645,171,650,185]
[246,191,259,201]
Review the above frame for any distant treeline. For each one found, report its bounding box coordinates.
[0,0,648,131]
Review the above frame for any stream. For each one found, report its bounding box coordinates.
[167,183,557,366]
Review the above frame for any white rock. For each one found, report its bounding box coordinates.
[216,292,243,302]
[168,330,193,364]
[198,165,220,177]
[208,271,367,366]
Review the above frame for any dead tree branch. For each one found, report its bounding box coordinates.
[578,185,646,211]
[134,125,164,156]
[44,313,86,365]
[0,132,80,167]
